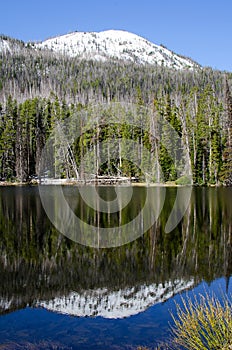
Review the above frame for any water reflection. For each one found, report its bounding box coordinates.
[0,186,231,334]
[39,185,166,247]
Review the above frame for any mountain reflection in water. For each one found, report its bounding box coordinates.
[0,186,231,348]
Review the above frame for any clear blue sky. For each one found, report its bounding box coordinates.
[1,0,232,71]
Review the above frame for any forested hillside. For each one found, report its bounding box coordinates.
[0,35,231,185]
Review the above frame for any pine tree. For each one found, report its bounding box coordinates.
[220,78,232,185]
[0,96,17,180]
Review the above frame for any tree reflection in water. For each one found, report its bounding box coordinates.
[0,186,231,319]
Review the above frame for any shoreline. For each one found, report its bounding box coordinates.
[0,180,225,187]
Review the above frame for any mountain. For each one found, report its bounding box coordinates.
[34,30,199,69]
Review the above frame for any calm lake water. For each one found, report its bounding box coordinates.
[0,186,231,349]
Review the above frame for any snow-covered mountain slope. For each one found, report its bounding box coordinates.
[35,30,199,70]
[0,37,11,53]
[0,35,25,53]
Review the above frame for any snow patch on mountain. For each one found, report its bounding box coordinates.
[0,36,25,54]
[0,37,12,53]
[35,30,198,70]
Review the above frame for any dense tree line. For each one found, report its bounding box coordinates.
[0,40,231,185]
[0,40,226,104]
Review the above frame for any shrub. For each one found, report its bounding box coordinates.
[175,175,192,185]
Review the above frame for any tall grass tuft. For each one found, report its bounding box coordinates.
[171,293,232,349]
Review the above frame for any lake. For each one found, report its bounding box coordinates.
[0,186,231,349]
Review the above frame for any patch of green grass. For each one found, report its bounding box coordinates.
[171,293,232,349]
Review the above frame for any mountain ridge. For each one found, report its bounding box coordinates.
[0,30,200,70]
[34,29,199,69]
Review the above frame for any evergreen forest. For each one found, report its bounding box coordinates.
[0,36,232,185]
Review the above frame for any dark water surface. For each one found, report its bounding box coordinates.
[0,186,231,349]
